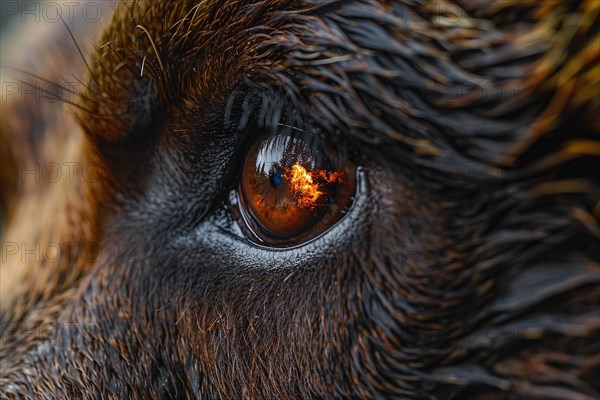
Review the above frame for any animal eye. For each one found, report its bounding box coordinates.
[234,132,356,246]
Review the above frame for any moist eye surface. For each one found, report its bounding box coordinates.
[235,131,356,245]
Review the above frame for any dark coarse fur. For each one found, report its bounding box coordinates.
[1,0,599,399]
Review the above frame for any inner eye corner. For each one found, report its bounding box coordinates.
[231,130,358,247]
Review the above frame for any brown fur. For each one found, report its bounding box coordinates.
[1,0,599,399]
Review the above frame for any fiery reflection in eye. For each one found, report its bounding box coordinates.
[284,162,345,208]
[238,132,356,243]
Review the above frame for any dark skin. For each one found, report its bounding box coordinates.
[1,0,599,399]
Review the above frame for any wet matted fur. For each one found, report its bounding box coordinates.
[1,0,599,399]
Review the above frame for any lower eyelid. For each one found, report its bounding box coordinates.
[223,166,368,252]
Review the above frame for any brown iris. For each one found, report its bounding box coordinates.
[238,132,355,243]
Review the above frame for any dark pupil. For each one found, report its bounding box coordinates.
[270,171,282,188]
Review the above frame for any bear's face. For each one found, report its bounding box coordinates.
[1,1,598,399]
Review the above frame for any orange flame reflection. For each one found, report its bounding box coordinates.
[284,162,345,208]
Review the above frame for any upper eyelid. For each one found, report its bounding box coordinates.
[224,87,356,172]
